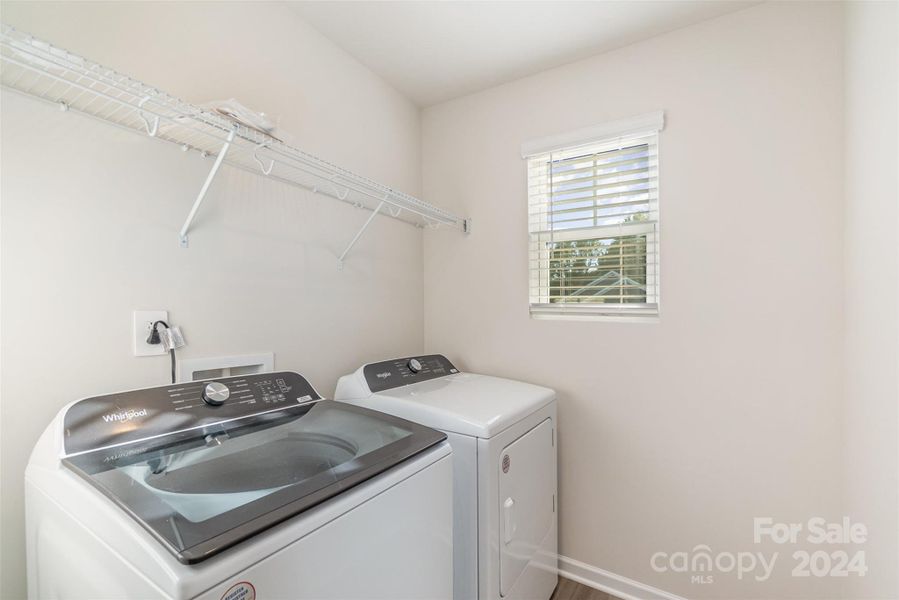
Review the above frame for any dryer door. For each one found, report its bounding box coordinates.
[498,418,555,596]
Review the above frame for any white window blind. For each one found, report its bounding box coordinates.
[526,114,662,318]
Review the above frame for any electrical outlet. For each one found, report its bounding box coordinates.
[133,310,168,356]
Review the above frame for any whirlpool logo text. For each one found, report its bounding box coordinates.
[101,408,148,423]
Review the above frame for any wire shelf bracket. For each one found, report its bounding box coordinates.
[0,24,470,264]
[337,198,386,270]
[178,127,236,247]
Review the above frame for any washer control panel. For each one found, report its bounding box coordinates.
[363,354,458,393]
[63,371,320,456]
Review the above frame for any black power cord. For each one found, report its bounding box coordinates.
[147,320,177,384]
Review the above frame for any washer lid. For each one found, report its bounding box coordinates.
[370,373,555,438]
[61,373,445,564]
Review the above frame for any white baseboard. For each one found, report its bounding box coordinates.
[557,555,687,600]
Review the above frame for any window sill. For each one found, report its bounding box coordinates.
[530,313,660,324]
[529,304,659,323]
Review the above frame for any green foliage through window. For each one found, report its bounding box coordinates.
[548,216,648,304]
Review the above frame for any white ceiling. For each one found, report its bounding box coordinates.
[289,1,758,107]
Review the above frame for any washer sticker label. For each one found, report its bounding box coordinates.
[220,581,256,600]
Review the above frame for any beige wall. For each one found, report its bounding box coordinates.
[0,3,424,599]
[422,3,846,598]
[842,2,899,598]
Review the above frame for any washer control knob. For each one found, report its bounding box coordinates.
[202,382,230,406]
[408,358,423,373]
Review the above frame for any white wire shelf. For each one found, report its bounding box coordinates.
[0,24,469,264]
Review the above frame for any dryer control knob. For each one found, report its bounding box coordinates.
[408,358,423,373]
[202,382,230,406]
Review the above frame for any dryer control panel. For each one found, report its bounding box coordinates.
[363,354,458,393]
[63,371,321,456]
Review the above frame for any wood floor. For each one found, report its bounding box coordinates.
[550,576,623,600]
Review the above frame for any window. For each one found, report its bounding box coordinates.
[524,112,663,319]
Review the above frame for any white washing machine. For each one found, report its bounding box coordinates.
[26,371,453,600]
[335,354,558,600]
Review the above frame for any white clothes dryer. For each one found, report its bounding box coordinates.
[335,355,558,600]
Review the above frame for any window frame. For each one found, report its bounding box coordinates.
[523,112,664,321]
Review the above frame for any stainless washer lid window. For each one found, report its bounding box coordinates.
[62,373,446,564]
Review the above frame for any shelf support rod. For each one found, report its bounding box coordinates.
[179,127,237,247]
[337,198,386,269]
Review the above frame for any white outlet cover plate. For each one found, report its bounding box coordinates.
[133,310,168,357]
